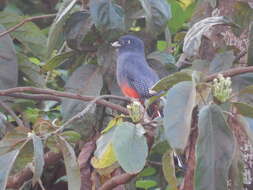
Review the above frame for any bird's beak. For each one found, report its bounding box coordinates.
[111,41,121,47]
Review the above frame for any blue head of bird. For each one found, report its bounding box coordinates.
[112,35,145,54]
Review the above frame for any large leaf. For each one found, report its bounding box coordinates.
[232,102,253,118]
[17,53,46,88]
[112,122,148,173]
[167,0,196,33]
[47,0,78,57]
[61,63,103,139]
[0,12,47,59]
[0,25,18,100]
[0,150,20,190]
[147,51,176,71]
[64,11,93,51]
[162,150,178,190]
[89,0,124,38]
[183,16,234,56]
[208,51,235,74]
[31,134,44,186]
[163,81,196,150]
[195,104,235,190]
[151,71,192,92]
[232,2,253,35]
[91,127,117,169]
[232,73,253,103]
[57,136,81,190]
[0,127,30,155]
[139,0,171,34]
[42,51,76,72]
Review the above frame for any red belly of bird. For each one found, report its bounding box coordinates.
[121,85,140,98]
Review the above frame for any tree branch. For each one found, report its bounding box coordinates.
[7,151,62,189]
[97,173,136,190]
[205,66,253,82]
[0,87,130,114]
[7,93,61,101]
[0,100,24,127]
[0,14,56,38]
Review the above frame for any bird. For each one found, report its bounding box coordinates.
[111,35,159,100]
[112,35,185,169]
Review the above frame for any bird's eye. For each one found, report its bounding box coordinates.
[127,40,131,44]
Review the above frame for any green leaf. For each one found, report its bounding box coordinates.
[138,167,156,177]
[18,53,46,88]
[57,136,81,190]
[60,130,81,144]
[139,0,171,34]
[157,40,168,51]
[151,71,192,92]
[92,126,118,171]
[0,127,30,155]
[112,122,148,173]
[147,51,176,70]
[239,85,253,95]
[42,51,75,72]
[208,51,235,74]
[163,81,196,150]
[13,140,33,172]
[183,16,234,56]
[247,22,253,66]
[233,102,253,118]
[0,150,20,190]
[232,2,253,35]
[195,104,235,190]
[0,12,47,59]
[0,25,18,100]
[90,0,124,35]
[64,11,93,51]
[47,0,77,57]
[31,134,44,186]
[162,150,178,190]
[135,180,157,189]
[167,0,186,34]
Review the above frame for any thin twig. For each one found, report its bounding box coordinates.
[53,95,124,134]
[38,179,46,190]
[0,100,24,127]
[0,14,56,38]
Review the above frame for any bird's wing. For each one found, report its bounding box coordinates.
[125,62,158,98]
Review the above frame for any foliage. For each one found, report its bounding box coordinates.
[0,0,252,190]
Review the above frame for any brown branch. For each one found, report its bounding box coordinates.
[180,107,198,190]
[0,87,130,114]
[97,173,136,190]
[7,151,62,189]
[0,100,24,127]
[7,93,61,101]
[0,14,56,38]
[205,66,253,82]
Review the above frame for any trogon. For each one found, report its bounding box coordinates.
[112,35,159,100]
